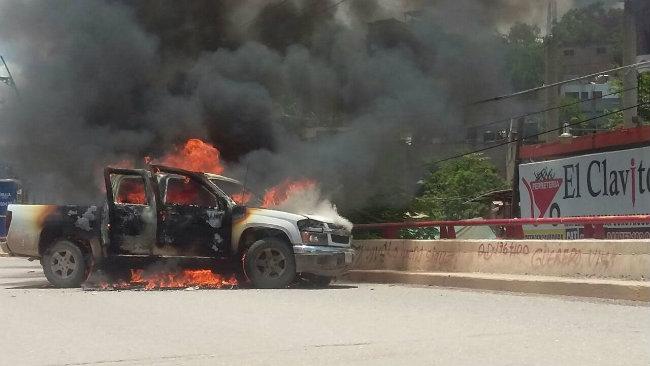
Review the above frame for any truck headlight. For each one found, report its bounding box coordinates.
[298,219,328,245]
[300,231,328,245]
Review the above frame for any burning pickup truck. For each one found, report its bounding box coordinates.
[1,165,354,288]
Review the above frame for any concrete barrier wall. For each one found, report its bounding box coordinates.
[352,239,650,280]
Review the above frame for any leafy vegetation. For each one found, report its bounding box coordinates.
[502,3,625,92]
[559,96,587,127]
[411,154,506,221]
[639,73,650,122]
[503,23,545,91]
[551,2,623,63]
[399,227,439,240]
[605,73,650,127]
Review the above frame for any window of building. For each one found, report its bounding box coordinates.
[483,130,496,143]
[581,92,589,100]
[596,47,607,54]
[565,92,579,99]
[563,49,575,56]
[593,91,603,99]
[466,127,477,142]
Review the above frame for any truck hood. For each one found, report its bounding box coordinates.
[247,208,308,222]
[247,208,334,225]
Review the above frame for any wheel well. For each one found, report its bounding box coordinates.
[39,227,92,258]
[238,227,291,256]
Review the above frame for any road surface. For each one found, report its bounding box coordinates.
[0,256,648,366]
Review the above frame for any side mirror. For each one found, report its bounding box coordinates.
[232,205,247,219]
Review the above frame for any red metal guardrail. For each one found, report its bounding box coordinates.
[352,215,650,239]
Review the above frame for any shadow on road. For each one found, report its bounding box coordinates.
[290,284,358,290]
[2,271,44,279]
[6,281,53,289]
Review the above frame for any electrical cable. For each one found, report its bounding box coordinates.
[466,85,639,130]
[241,0,290,29]
[428,101,650,166]
[472,60,650,105]
[373,86,638,129]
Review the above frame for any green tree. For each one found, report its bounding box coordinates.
[412,154,506,220]
[639,73,650,122]
[551,2,623,63]
[605,74,650,128]
[559,96,586,128]
[503,22,545,91]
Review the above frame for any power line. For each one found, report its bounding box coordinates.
[369,86,635,137]
[361,86,639,149]
[318,0,349,15]
[428,101,650,166]
[353,82,637,132]
[472,60,650,105]
[241,0,289,29]
[467,85,639,130]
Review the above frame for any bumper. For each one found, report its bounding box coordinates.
[293,245,355,277]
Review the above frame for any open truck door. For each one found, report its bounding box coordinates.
[152,165,230,258]
[104,168,157,255]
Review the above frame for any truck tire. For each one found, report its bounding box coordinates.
[243,238,296,289]
[42,240,88,288]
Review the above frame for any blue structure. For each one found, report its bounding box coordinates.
[0,179,22,238]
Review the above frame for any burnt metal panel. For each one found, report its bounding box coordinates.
[154,170,231,258]
[104,168,157,255]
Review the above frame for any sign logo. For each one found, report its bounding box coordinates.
[522,168,563,218]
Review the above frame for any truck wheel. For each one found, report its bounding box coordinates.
[244,238,295,289]
[42,240,88,288]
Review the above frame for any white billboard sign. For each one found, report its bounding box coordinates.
[518,145,650,239]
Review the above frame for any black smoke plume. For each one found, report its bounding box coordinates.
[0,0,542,211]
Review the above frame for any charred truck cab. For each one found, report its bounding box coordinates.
[3,165,354,288]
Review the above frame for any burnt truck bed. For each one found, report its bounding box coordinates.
[2,204,101,259]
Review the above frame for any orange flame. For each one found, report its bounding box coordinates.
[149,138,224,174]
[115,178,146,205]
[261,179,317,208]
[100,269,238,290]
[231,191,253,205]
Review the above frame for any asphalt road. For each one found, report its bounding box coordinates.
[0,256,648,366]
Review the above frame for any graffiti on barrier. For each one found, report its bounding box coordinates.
[477,242,530,260]
[352,241,619,272]
[476,242,616,269]
[352,241,455,269]
[530,248,581,267]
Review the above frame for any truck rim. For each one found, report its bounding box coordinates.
[50,250,78,279]
[254,248,286,279]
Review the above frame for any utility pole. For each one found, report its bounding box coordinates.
[623,0,638,127]
[509,117,525,219]
[544,0,559,142]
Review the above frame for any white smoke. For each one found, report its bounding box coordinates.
[266,185,353,231]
